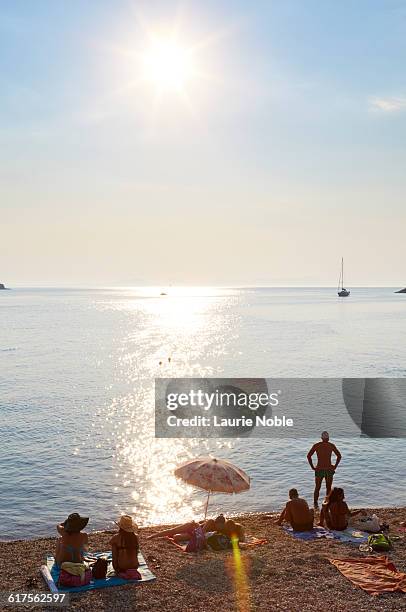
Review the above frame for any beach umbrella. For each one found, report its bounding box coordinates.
[174,456,250,519]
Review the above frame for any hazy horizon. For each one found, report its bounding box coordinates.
[3,283,405,290]
[2,1,406,286]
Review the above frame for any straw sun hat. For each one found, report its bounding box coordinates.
[115,514,138,533]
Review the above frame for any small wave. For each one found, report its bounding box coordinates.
[0,347,17,352]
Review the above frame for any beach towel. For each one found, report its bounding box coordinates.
[239,536,268,549]
[330,555,406,596]
[282,526,335,541]
[330,528,369,544]
[43,551,156,593]
[282,525,370,544]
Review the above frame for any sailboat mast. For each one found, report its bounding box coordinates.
[341,257,344,289]
[337,256,350,296]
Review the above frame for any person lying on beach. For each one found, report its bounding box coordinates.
[55,513,89,566]
[147,514,245,543]
[275,489,314,531]
[307,431,342,508]
[318,487,366,531]
[110,515,141,578]
[204,514,245,541]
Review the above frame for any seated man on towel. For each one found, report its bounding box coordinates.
[55,513,89,566]
[147,514,245,543]
[276,489,314,531]
[319,487,366,531]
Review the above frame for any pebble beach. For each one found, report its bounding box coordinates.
[1,508,405,611]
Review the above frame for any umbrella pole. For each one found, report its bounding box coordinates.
[204,490,211,520]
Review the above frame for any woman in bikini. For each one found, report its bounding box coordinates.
[55,513,89,566]
[110,515,140,578]
[319,487,366,530]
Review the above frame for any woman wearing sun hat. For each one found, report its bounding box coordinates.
[110,515,141,579]
[55,512,89,566]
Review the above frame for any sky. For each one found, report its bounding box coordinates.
[1,0,406,286]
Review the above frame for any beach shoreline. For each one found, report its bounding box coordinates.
[1,504,404,544]
[1,508,405,611]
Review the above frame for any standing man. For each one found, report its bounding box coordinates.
[307,431,342,508]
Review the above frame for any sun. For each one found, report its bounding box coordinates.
[142,36,195,94]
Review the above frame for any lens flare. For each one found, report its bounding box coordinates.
[142,36,194,93]
[230,536,251,612]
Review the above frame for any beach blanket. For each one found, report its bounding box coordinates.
[43,551,156,593]
[330,555,406,596]
[282,526,335,541]
[239,536,268,549]
[330,528,369,544]
[282,525,369,544]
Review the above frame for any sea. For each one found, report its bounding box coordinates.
[1,286,405,540]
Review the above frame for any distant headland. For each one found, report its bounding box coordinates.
[395,288,406,293]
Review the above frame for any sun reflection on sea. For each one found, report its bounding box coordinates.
[106,391,235,526]
[99,286,239,526]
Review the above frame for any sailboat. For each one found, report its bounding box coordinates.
[337,257,350,297]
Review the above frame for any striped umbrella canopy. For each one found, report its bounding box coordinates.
[174,456,250,518]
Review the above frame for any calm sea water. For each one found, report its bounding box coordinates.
[1,287,405,540]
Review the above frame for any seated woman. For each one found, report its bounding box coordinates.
[55,513,89,566]
[276,488,314,531]
[110,515,140,579]
[319,487,366,530]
